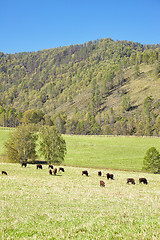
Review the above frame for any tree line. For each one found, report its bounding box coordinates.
[0,94,160,136]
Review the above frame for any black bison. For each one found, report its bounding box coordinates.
[59,167,65,172]
[100,180,105,187]
[139,178,148,184]
[36,164,42,169]
[82,170,88,176]
[106,173,114,180]
[127,178,135,184]
[48,165,54,169]
[49,169,52,175]
[53,168,57,175]
[21,162,27,167]
[98,171,102,176]
[2,171,7,175]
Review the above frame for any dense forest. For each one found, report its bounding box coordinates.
[0,38,160,136]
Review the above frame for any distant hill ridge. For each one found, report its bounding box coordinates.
[0,38,160,136]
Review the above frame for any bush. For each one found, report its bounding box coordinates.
[143,147,160,173]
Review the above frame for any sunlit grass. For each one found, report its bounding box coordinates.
[63,135,160,171]
[1,130,160,172]
[0,129,12,155]
[0,163,160,239]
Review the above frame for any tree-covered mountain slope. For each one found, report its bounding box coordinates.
[0,38,160,136]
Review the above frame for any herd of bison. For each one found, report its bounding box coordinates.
[1,162,148,187]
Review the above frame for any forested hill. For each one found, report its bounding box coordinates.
[0,38,160,136]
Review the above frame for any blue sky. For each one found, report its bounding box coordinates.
[0,0,160,54]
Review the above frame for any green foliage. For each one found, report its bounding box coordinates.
[0,39,160,136]
[155,62,160,78]
[39,125,67,164]
[143,147,160,173]
[52,112,67,134]
[4,124,38,163]
[134,64,140,78]
[153,115,160,136]
[122,95,131,111]
[143,96,154,136]
[21,109,44,125]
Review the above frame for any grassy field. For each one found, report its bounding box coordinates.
[0,163,160,239]
[63,135,160,172]
[1,129,160,172]
[0,130,160,239]
[0,129,13,162]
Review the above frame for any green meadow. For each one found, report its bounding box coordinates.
[1,128,160,172]
[63,135,160,172]
[0,129,13,162]
[0,129,160,239]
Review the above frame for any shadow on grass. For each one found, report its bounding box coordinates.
[28,160,48,164]
[53,174,62,177]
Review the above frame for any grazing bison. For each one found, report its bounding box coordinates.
[127,178,135,184]
[106,173,114,180]
[2,171,7,175]
[48,164,53,169]
[98,171,102,176]
[139,178,148,184]
[21,162,27,167]
[36,164,42,169]
[59,167,65,172]
[82,170,88,176]
[53,168,57,175]
[49,169,52,175]
[100,180,105,187]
